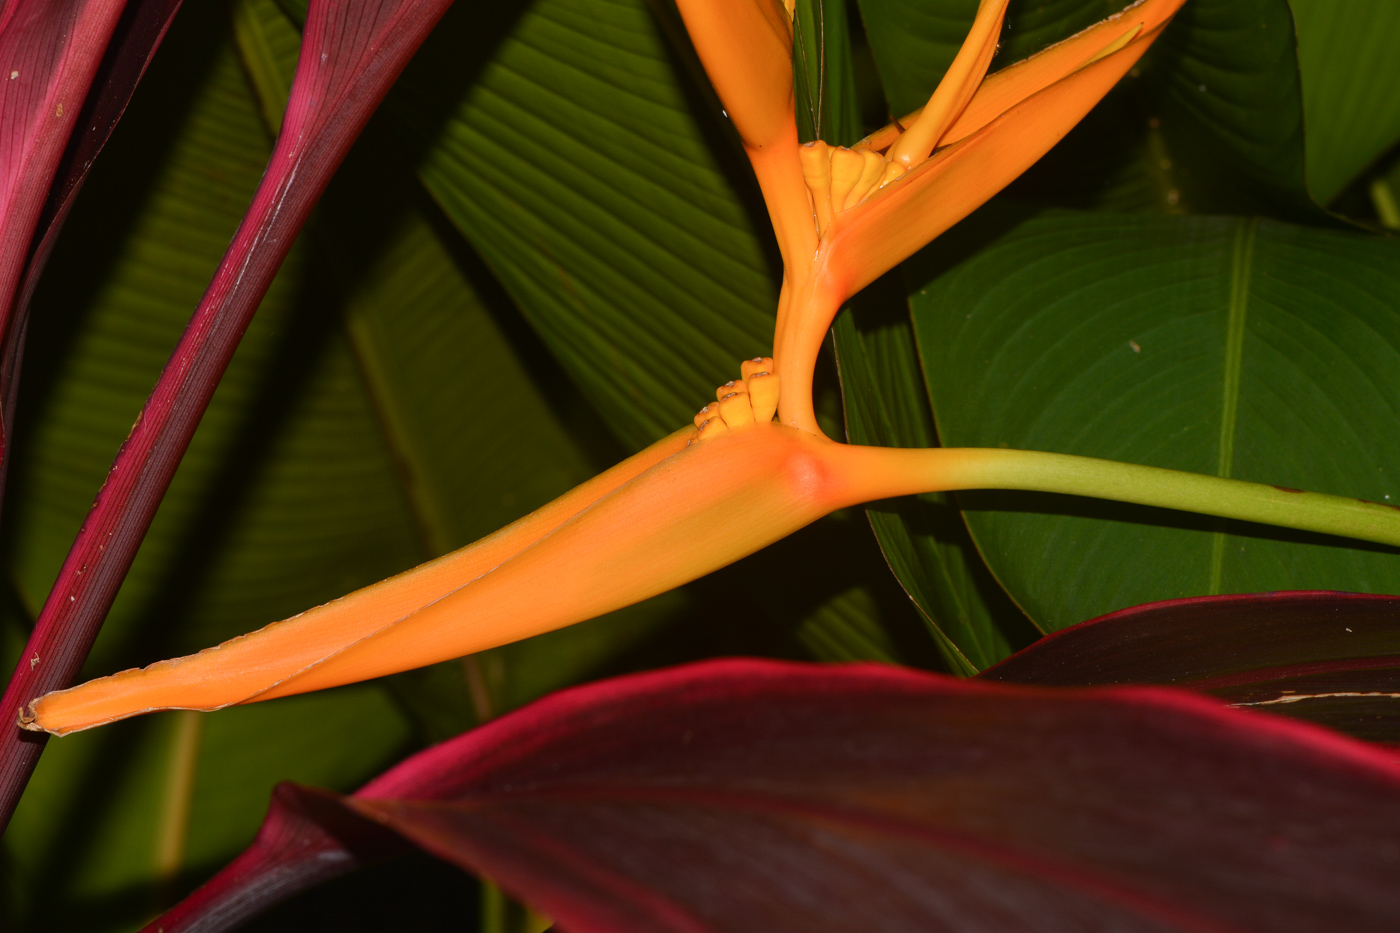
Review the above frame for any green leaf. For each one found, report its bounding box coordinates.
[1289,0,1400,206]
[396,0,778,451]
[1374,155,1400,230]
[1147,0,1400,217]
[1145,0,1322,218]
[911,208,1400,632]
[231,0,301,133]
[792,0,862,146]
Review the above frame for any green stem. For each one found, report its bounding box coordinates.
[866,447,1400,548]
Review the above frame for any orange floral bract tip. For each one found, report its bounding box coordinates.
[24,426,990,736]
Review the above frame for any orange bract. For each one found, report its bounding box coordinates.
[772,0,1186,432]
[27,426,988,735]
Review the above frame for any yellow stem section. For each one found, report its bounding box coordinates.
[772,263,845,434]
[749,120,819,279]
[27,432,1400,736]
[672,0,816,272]
[832,446,1400,542]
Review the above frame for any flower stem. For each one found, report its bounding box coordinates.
[844,446,1400,548]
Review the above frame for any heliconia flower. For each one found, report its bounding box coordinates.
[26,0,1400,736]
[671,0,1187,433]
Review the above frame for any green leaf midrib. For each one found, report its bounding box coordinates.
[1209,217,1258,594]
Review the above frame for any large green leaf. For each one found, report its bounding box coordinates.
[1148,0,1400,216]
[911,208,1400,632]
[395,0,777,451]
[1289,0,1400,206]
[792,0,862,146]
[1145,0,1320,218]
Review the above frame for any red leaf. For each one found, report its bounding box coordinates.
[0,0,453,829]
[0,0,132,460]
[0,0,184,517]
[981,591,1400,744]
[149,659,1400,932]
[12,0,185,329]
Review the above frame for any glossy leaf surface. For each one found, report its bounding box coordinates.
[396,0,777,450]
[982,591,1400,743]
[0,0,467,829]
[3,8,424,924]
[1288,0,1400,205]
[155,659,1400,933]
[1145,0,1317,216]
[0,0,128,336]
[4,0,186,455]
[912,209,1400,633]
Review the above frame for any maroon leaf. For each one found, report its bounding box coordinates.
[980,591,1400,744]
[9,0,185,341]
[0,0,184,564]
[0,0,454,829]
[150,659,1400,933]
[0,0,133,468]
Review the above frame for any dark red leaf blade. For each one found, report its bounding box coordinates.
[150,659,1400,933]
[0,0,132,462]
[980,591,1400,744]
[9,0,185,336]
[0,0,184,568]
[0,0,454,830]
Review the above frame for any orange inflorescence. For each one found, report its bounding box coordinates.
[22,0,1193,738]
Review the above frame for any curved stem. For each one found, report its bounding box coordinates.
[835,446,1400,548]
[773,261,846,434]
